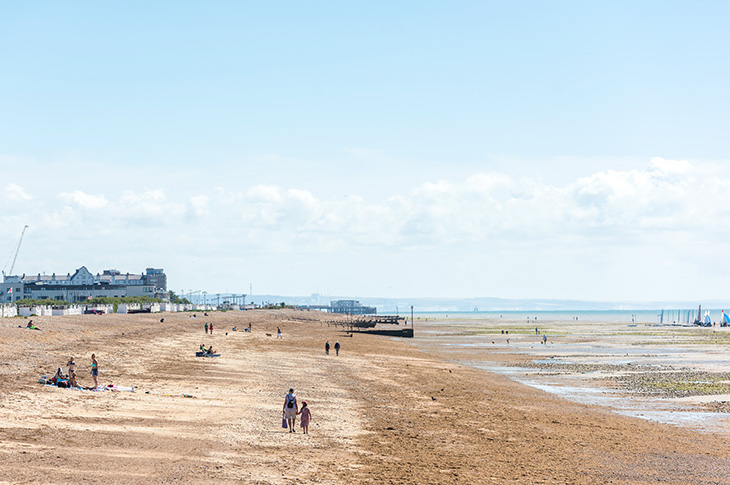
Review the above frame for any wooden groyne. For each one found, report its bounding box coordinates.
[325,314,413,337]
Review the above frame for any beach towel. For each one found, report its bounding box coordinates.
[106,385,135,392]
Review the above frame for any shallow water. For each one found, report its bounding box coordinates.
[411,316,730,436]
[472,362,729,434]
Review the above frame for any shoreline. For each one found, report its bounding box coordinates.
[2,310,730,483]
[408,314,730,436]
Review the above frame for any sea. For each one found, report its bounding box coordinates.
[409,309,721,324]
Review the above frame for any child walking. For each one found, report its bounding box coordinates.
[298,401,311,434]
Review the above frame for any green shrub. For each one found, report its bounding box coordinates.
[15,298,72,306]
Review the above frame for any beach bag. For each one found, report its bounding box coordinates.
[282,415,288,428]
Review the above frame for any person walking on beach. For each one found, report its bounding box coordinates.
[298,401,311,434]
[283,388,298,432]
[205,322,209,334]
[277,327,282,338]
[209,323,214,335]
[90,354,99,388]
[325,341,330,355]
[334,341,340,356]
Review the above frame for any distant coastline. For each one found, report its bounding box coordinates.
[246,294,728,314]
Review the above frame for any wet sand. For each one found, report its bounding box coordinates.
[411,315,730,432]
[2,310,730,483]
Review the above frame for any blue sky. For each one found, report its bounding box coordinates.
[2,2,730,301]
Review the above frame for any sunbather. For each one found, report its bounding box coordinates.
[49,367,64,384]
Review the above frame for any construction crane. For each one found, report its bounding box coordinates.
[3,225,29,279]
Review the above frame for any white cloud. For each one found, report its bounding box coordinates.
[119,189,167,206]
[3,183,33,202]
[4,156,730,300]
[115,189,183,224]
[182,159,730,253]
[189,195,209,218]
[648,156,692,176]
[59,190,109,209]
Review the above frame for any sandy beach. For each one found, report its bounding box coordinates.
[2,310,730,484]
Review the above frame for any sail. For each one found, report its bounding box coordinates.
[704,310,711,325]
[724,311,730,325]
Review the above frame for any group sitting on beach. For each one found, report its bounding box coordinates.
[43,366,77,389]
[41,354,99,390]
[199,344,216,355]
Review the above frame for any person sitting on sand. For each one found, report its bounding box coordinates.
[68,371,78,388]
[50,367,64,384]
[206,346,215,354]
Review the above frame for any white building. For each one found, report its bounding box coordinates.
[0,266,166,304]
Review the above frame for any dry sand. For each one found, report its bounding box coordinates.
[2,309,730,484]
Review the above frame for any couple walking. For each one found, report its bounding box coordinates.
[282,388,311,434]
[325,340,341,356]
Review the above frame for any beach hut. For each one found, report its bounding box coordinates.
[1,303,18,318]
[117,303,141,314]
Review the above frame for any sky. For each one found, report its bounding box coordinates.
[2,2,730,302]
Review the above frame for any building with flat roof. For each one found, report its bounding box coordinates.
[1,266,168,303]
[329,299,377,315]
